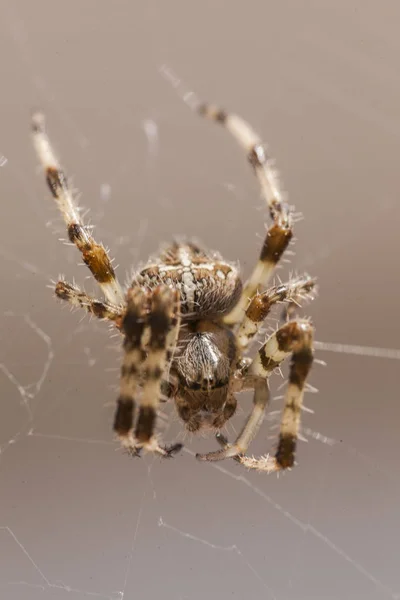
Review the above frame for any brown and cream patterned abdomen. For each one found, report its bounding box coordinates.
[136,242,242,320]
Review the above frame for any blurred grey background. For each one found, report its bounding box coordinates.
[1,1,399,599]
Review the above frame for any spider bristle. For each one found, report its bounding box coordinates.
[313,358,327,367]
[32,110,46,133]
[304,383,319,394]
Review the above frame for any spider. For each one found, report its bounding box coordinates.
[32,102,316,473]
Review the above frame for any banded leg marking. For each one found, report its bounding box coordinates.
[198,320,314,472]
[236,274,316,351]
[55,280,123,327]
[113,288,149,454]
[32,113,124,305]
[135,286,182,456]
[197,104,293,325]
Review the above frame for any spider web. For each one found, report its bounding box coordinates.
[1,1,400,599]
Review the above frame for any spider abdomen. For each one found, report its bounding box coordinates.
[136,242,242,319]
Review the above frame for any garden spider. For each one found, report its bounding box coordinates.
[32,102,316,473]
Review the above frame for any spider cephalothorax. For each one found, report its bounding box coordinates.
[32,100,316,473]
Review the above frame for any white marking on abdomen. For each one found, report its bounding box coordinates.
[182,268,196,311]
[178,246,196,311]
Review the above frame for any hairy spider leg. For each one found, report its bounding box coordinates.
[32,112,125,306]
[197,104,293,326]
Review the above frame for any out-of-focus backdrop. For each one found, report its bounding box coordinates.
[1,1,399,599]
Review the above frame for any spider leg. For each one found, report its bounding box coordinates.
[55,280,124,327]
[241,320,314,472]
[134,285,182,456]
[197,104,293,325]
[113,287,149,455]
[32,113,125,306]
[196,323,291,463]
[236,274,316,352]
[196,320,314,472]
[113,285,182,457]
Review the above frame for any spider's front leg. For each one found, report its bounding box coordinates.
[197,320,314,473]
[32,113,125,306]
[113,285,182,458]
[197,105,294,326]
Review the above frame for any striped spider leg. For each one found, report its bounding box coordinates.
[236,274,316,352]
[32,113,125,308]
[197,278,316,472]
[55,280,124,328]
[192,104,316,472]
[32,115,181,457]
[197,104,293,326]
[238,318,314,473]
[113,285,182,457]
